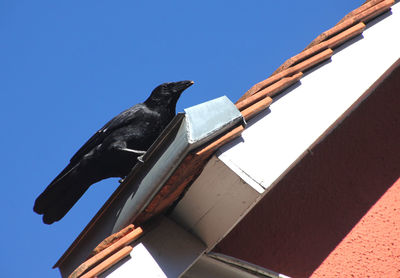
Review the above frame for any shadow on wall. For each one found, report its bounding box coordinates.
[214,61,400,277]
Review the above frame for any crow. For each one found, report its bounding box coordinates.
[34,80,194,224]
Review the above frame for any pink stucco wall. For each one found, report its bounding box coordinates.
[311,178,400,277]
[214,61,400,277]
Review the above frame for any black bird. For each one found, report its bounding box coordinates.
[34,80,194,224]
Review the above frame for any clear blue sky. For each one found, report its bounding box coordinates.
[1,1,363,277]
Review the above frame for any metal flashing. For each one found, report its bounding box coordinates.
[185,96,245,145]
[114,96,243,232]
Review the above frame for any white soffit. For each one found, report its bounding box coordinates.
[218,2,400,192]
[172,156,260,249]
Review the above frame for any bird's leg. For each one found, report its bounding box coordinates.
[118,148,146,155]
[113,144,146,163]
[119,148,146,163]
[121,148,146,163]
[110,142,147,163]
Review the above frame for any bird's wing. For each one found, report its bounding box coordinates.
[69,104,146,164]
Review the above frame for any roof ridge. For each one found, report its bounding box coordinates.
[305,0,393,51]
[337,0,386,25]
[238,48,334,102]
[237,0,394,104]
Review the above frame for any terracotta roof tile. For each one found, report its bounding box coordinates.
[196,125,245,157]
[337,0,386,24]
[273,22,365,76]
[90,224,135,257]
[236,72,303,111]
[80,246,133,278]
[241,0,393,103]
[68,226,143,278]
[240,48,333,102]
[240,97,273,120]
[306,0,393,49]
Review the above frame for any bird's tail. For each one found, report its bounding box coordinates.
[33,161,98,224]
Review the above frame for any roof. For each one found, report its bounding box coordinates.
[57,0,397,277]
[135,0,395,230]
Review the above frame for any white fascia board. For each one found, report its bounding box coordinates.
[218,3,400,193]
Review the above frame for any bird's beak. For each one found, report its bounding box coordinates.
[175,80,194,92]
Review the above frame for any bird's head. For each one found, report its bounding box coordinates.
[145,80,194,110]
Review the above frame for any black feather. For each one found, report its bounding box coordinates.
[34,80,193,224]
